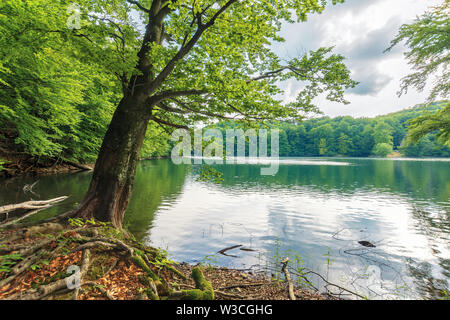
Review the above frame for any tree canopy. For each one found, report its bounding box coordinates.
[0,0,357,166]
[386,0,449,147]
[386,0,449,101]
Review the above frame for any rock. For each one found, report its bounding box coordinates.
[358,240,376,248]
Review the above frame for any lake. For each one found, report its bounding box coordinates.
[1,157,449,299]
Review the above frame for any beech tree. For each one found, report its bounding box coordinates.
[4,0,358,228]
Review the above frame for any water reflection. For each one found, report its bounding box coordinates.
[0,158,448,299]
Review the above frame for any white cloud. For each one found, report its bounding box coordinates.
[276,0,443,117]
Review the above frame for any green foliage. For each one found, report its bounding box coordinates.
[139,125,172,159]
[405,102,450,147]
[0,0,172,163]
[196,165,224,184]
[372,143,394,157]
[0,0,120,162]
[0,253,23,273]
[386,1,450,150]
[1,0,357,167]
[386,1,449,101]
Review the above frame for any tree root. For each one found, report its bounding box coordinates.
[131,255,160,281]
[180,283,246,299]
[168,267,214,300]
[73,249,91,300]
[81,281,115,300]
[0,219,219,301]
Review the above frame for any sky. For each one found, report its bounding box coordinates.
[273,0,442,118]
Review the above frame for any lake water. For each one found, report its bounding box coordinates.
[1,158,449,299]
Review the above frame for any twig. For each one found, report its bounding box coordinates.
[80,281,115,300]
[218,282,272,290]
[179,283,246,299]
[217,244,242,257]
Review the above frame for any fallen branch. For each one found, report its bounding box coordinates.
[217,245,242,257]
[218,282,272,290]
[281,258,296,300]
[61,159,93,171]
[0,197,68,215]
[0,208,45,228]
[180,283,246,299]
[298,269,367,300]
[74,249,91,300]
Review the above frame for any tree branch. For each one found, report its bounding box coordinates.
[144,0,239,97]
[170,98,236,120]
[149,89,208,104]
[126,0,151,13]
[150,115,189,130]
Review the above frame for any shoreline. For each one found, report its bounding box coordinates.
[2,154,450,179]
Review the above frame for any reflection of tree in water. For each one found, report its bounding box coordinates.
[406,259,448,299]
[210,159,450,203]
[406,206,449,299]
[411,206,449,240]
[123,160,190,241]
[331,228,413,299]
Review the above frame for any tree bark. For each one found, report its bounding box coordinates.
[69,0,237,229]
[73,95,151,228]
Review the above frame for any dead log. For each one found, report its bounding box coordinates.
[217,244,242,257]
[281,258,296,300]
[62,159,93,171]
[0,196,68,215]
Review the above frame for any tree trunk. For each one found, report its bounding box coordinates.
[73,95,151,228]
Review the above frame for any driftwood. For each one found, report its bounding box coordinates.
[0,196,68,215]
[0,196,68,228]
[217,244,242,257]
[281,258,296,300]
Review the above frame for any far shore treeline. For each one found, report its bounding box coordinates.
[214,101,450,158]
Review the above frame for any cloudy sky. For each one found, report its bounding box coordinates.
[273,0,442,118]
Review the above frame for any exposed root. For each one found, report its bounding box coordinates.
[168,267,214,300]
[0,217,334,301]
[73,249,90,300]
[0,218,188,301]
[81,281,115,300]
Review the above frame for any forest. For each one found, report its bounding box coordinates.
[211,101,450,158]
